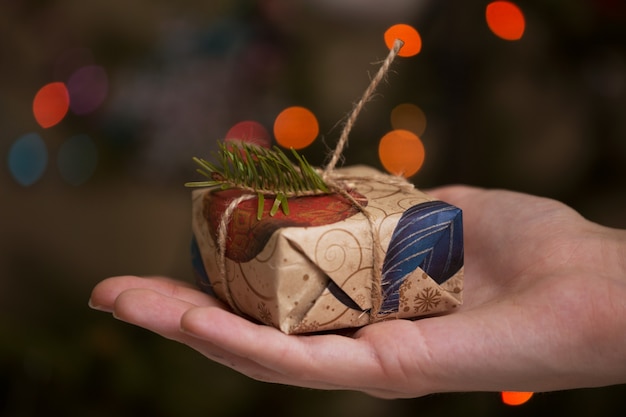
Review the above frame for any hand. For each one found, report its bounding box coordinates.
[89,186,626,398]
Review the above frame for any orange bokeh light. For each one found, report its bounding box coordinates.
[384,24,422,57]
[501,391,534,406]
[273,106,319,150]
[486,1,526,41]
[378,129,425,178]
[390,103,427,137]
[33,82,70,128]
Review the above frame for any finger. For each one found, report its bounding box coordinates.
[111,287,242,360]
[95,278,409,395]
[113,288,202,342]
[111,287,450,396]
[111,287,276,374]
[180,306,393,393]
[89,275,223,312]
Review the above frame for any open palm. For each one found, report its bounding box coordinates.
[89,186,626,398]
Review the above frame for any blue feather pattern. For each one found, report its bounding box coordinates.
[380,201,463,312]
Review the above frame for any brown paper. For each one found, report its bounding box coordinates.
[192,165,463,334]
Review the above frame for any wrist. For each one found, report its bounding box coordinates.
[616,229,626,280]
[584,224,626,386]
[597,226,626,282]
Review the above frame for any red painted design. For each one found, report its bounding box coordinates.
[204,189,367,262]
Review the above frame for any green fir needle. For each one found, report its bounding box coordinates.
[185,142,330,220]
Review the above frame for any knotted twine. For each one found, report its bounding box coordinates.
[216,39,408,321]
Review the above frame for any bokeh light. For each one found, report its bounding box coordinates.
[225,120,271,148]
[390,103,427,137]
[378,129,425,178]
[7,132,48,186]
[384,24,422,57]
[57,134,98,186]
[32,82,70,128]
[67,65,109,115]
[273,106,319,149]
[486,1,526,41]
[501,391,534,406]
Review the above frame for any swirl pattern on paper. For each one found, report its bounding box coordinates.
[314,229,363,275]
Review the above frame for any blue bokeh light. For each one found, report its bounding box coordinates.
[8,132,48,186]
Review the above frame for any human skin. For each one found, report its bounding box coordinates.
[89,186,626,398]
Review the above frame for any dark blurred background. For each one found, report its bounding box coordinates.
[1,0,625,416]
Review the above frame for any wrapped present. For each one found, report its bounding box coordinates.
[191,165,463,334]
[189,33,463,333]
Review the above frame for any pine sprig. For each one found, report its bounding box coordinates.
[185,142,330,219]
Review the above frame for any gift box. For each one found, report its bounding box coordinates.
[191,165,463,334]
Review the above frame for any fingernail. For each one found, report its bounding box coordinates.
[179,309,204,338]
[179,322,198,338]
[88,298,113,313]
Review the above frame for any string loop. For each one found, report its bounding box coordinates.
[216,38,405,320]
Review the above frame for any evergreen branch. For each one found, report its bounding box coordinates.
[185,142,330,219]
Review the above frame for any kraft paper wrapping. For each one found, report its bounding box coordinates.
[191,165,463,334]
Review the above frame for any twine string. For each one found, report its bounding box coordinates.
[216,193,255,315]
[216,38,406,320]
[323,38,404,174]
[322,38,404,320]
